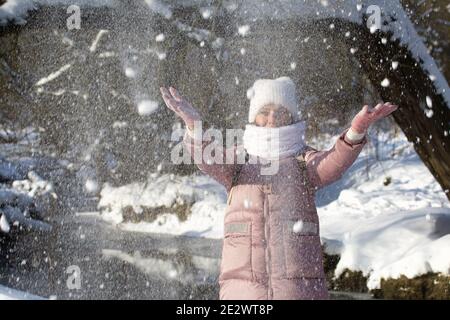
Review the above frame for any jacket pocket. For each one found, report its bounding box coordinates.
[219,221,253,281]
[283,220,325,279]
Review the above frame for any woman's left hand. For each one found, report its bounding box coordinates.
[351,102,399,134]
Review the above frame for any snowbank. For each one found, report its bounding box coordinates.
[98,173,227,238]
[317,131,450,289]
[327,208,450,290]
[0,284,44,300]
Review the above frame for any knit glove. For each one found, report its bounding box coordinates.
[160,86,202,131]
[350,102,399,134]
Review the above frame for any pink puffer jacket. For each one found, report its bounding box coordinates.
[183,127,367,300]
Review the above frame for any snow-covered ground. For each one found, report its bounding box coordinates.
[0,284,44,300]
[97,128,450,290]
[317,131,450,289]
[99,173,227,238]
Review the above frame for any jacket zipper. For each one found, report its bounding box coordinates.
[263,186,273,299]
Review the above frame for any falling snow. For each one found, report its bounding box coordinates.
[381,78,390,87]
[137,100,159,116]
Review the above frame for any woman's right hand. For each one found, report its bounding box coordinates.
[351,102,398,134]
[159,86,202,130]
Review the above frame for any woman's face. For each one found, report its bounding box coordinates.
[254,104,293,128]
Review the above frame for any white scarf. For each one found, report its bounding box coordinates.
[243,121,307,161]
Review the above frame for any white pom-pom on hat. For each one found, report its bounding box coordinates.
[247,76,300,123]
[246,87,255,100]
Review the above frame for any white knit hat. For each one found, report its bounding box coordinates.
[246,76,300,123]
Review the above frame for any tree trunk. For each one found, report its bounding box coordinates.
[318,18,450,201]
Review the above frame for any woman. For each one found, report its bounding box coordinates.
[160,76,398,300]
